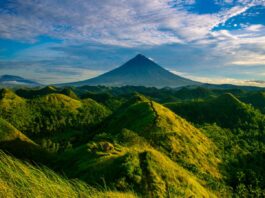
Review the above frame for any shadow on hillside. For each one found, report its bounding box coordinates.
[0,138,54,165]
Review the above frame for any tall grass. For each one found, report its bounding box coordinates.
[0,151,136,198]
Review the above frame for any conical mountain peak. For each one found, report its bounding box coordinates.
[61,54,201,88]
[133,54,152,61]
[122,54,158,69]
[135,53,146,58]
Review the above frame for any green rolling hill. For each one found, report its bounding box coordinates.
[165,93,265,130]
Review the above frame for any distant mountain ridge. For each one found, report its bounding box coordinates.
[0,75,41,87]
[60,54,201,88]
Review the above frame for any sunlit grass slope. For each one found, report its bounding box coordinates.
[58,140,217,197]
[37,93,82,112]
[0,151,136,198]
[0,88,32,131]
[27,93,111,133]
[0,90,111,134]
[0,118,32,143]
[0,88,25,105]
[103,94,221,179]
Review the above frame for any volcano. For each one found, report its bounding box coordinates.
[62,54,200,88]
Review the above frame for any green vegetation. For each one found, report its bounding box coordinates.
[201,124,265,197]
[57,139,218,197]
[81,91,125,111]
[0,151,136,198]
[103,95,221,180]
[0,117,33,143]
[240,91,265,113]
[0,88,33,132]
[0,90,111,136]
[0,86,264,197]
[0,117,53,163]
[165,93,265,130]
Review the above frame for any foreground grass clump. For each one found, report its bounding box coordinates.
[58,139,218,197]
[0,151,136,198]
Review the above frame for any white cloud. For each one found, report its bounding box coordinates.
[246,24,264,31]
[231,54,265,65]
[0,0,260,46]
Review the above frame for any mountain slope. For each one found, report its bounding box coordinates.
[62,54,200,88]
[0,75,41,87]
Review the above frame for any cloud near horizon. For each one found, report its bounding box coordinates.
[0,0,264,85]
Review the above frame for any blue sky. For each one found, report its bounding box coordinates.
[0,0,264,86]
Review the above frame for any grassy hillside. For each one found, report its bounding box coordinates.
[0,88,33,131]
[0,91,110,135]
[26,93,111,136]
[0,118,33,143]
[165,93,265,130]
[0,151,136,198]
[0,118,52,162]
[57,140,219,197]
[103,95,221,180]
